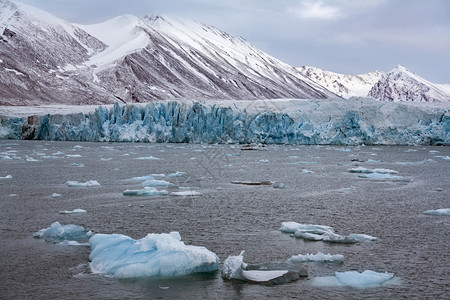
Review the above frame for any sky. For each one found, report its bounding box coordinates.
[17,0,450,83]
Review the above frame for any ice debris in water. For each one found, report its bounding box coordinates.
[89,232,218,278]
[25,155,41,162]
[424,208,450,216]
[221,251,304,285]
[135,156,160,160]
[273,182,288,189]
[358,173,406,181]
[123,187,168,196]
[348,167,398,174]
[301,169,313,174]
[168,171,187,177]
[52,193,61,197]
[142,179,173,187]
[59,209,87,215]
[170,191,202,196]
[288,252,344,262]
[33,221,93,244]
[0,175,12,179]
[280,222,378,244]
[313,270,395,288]
[66,180,100,187]
[70,163,85,167]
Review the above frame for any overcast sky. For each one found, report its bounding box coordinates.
[18,0,450,83]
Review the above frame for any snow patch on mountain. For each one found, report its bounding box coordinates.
[368,65,450,102]
[298,66,383,99]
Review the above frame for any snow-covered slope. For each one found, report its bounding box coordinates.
[298,66,384,98]
[368,65,450,102]
[0,0,335,105]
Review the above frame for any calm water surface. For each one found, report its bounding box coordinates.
[0,141,449,299]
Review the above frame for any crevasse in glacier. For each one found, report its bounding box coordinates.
[1,98,449,145]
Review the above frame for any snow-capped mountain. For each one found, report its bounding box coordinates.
[0,0,334,105]
[368,65,450,102]
[298,66,384,99]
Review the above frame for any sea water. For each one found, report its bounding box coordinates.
[0,141,448,299]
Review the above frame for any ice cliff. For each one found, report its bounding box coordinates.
[0,98,448,145]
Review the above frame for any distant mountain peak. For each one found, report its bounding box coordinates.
[368,66,450,102]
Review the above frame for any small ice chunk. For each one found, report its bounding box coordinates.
[435,155,450,160]
[358,173,406,181]
[52,193,61,197]
[168,171,187,177]
[322,232,358,244]
[25,156,41,162]
[424,208,450,216]
[100,158,112,161]
[301,169,313,174]
[59,209,87,215]
[123,187,168,196]
[66,154,82,158]
[348,167,398,174]
[142,179,173,187]
[289,252,344,262]
[280,222,334,234]
[70,163,85,167]
[258,159,269,163]
[348,233,379,242]
[66,180,100,187]
[135,156,160,160]
[242,270,288,282]
[33,221,93,244]
[334,270,395,288]
[273,182,287,189]
[89,232,219,278]
[0,175,12,179]
[170,191,202,196]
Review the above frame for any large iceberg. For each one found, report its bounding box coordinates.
[1,98,448,145]
[89,232,219,278]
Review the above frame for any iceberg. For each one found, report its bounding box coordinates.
[312,270,396,288]
[288,252,344,262]
[423,208,450,216]
[89,232,219,278]
[33,221,94,244]
[66,180,100,187]
[221,251,305,285]
[281,222,376,244]
[2,98,448,145]
[123,187,168,196]
[141,179,173,187]
[59,208,87,214]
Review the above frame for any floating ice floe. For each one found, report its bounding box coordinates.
[434,155,450,161]
[288,252,344,262]
[280,222,378,244]
[100,158,112,161]
[52,193,61,197]
[70,163,85,167]
[221,251,306,285]
[89,232,218,278]
[135,156,160,160]
[395,159,435,165]
[358,173,406,181]
[273,182,288,189]
[258,159,269,163]
[170,191,202,196]
[25,155,41,162]
[291,161,317,165]
[312,270,396,288]
[59,209,87,215]
[33,221,93,244]
[423,208,450,216]
[0,175,12,179]
[348,167,398,174]
[123,187,168,196]
[168,171,187,177]
[66,180,100,187]
[66,154,82,158]
[142,179,173,187]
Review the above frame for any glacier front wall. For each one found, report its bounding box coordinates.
[0,99,449,145]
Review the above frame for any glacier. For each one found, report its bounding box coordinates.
[88,231,219,278]
[0,98,449,145]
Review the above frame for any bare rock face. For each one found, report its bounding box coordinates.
[0,0,335,106]
[368,65,450,103]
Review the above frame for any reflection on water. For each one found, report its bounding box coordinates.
[0,141,449,299]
